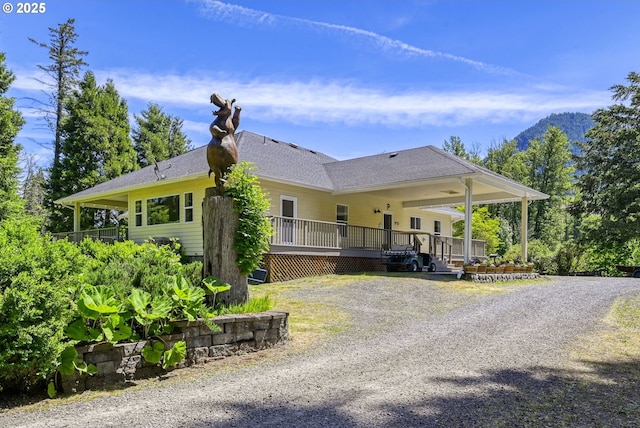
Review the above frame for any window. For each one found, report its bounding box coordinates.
[146,195,180,225]
[184,192,193,222]
[337,204,348,237]
[410,216,422,230]
[434,220,442,235]
[135,200,142,227]
[336,204,349,224]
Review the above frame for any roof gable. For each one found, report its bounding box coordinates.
[56,130,547,206]
[323,145,477,191]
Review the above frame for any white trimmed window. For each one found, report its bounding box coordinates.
[410,216,422,230]
[147,195,180,225]
[134,200,142,227]
[434,220,442,235]
[184,192,193,222]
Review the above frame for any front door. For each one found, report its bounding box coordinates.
[383,213,393,248]
[281,196,297,244]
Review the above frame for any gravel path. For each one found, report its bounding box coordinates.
[2,275,639,427]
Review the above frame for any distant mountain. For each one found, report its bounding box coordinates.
[513,112,595,152]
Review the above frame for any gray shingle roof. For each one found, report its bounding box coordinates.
[237,131,336,190]
[57,130,545,204]
[57,131,338,202]
[324,145,478,191]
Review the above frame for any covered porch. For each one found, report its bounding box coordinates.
[269,215,485,262]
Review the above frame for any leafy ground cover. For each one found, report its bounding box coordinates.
[0,217,271,397]
[4,271,640,426]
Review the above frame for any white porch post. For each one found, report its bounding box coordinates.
[521,196,528,262]
[464,179,473,264]
[74,202,81,241]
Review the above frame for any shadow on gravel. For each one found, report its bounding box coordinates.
[186,360,640,427]
[0,381,136,411]
[382,360,640,427]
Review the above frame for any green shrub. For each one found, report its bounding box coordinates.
[0,218,89,392]
[501,240,556,273]
[181,261,203,288]
[224,162,273,275]
[554,244,581,275]
[0,273,72,392]
[0,215,271,395]
[80,240,183,300]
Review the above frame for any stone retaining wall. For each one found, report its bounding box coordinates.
[465,272,541,283]
[61,311,289,393]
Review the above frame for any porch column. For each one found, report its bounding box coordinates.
[463,178,473,264]
[521,196,528,262]
[73,202,80,232]
[74,202,81,243]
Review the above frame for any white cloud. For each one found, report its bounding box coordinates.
[194,0,522,76]
[103,69,607,127]
[12,67,609,130]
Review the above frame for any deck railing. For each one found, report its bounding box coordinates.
[51,226,122,244]
[270,216,485,259]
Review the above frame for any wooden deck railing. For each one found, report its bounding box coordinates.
[270,216,485,260]
[51,227,122,244]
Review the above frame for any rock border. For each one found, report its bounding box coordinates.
[464,272,541,283]
[61,311,289,393]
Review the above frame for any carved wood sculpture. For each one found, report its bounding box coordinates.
[206,93,241,192]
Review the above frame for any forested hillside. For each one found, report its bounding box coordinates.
[514,112,594,152]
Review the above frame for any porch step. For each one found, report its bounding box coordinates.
[430,256,455,273]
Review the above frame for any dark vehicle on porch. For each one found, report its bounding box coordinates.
[616,265,640,278]
[382,245,436,273]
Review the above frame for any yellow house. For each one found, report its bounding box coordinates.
[55,131,548,281]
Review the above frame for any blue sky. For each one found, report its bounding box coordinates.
[2,0,639,165]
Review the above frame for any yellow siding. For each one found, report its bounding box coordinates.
[129,177,210,257]
[259,179,455,235]
[127,177,457,256]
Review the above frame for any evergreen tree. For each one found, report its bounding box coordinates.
[30,19,88,229]
[29,18,88,170]
[525,126,574,248]
[572,71,640,245]
[49,71,137,232]
[132,103,192,168]
[0,52,26,221]
[442,136,482,164]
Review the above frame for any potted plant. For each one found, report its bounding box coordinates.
[463,258,480,273]
[464,264,478,273]
[477,262,487,273]
[504,261,515,274]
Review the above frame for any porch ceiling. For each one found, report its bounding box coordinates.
[335,175,547,209]
[66,195,128,211]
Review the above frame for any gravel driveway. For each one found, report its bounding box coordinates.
[2,275,640,427]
